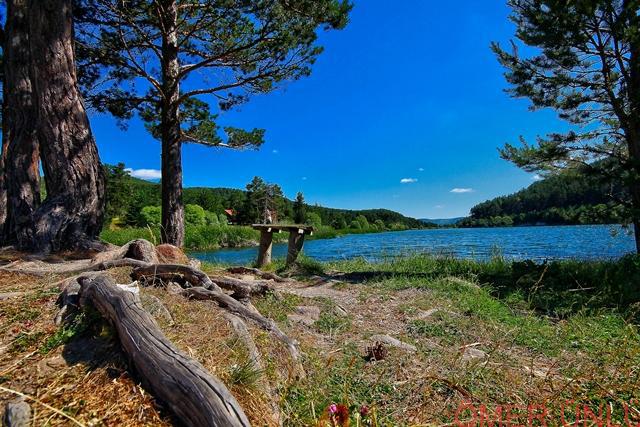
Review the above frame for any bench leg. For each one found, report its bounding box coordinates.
[256,231,273,267]
[286,231,305,266]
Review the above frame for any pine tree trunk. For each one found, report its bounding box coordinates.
[160,0,184,247]
[2,0,41,247]
[629,7,640,255]
[0,101,9,242]
[26,0,106,252]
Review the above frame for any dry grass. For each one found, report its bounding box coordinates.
[0,266,295,426]
[0,270,171,426]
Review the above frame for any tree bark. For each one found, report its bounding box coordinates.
[2,0,41,247]
[160,0,185,247]
[26,0,106,252]
[628,5,640,254]
[0,99,10,243]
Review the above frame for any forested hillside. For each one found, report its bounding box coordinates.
[460,167,626,227]
[105,164,425,231]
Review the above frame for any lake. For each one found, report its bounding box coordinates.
[191,224,636,265]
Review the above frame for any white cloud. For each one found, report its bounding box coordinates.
[125,168,161,180]
[435,205,444,209]
[272,149,279,154]
[400,178,418,184]
[532,174,543,181]
[302,176,307,181]
[418,167,424,172]
[450,188,474,193]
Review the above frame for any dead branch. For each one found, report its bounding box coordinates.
[226,266,292,283]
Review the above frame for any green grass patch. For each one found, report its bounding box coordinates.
[282,344,395,426]
[39,312,96,354]
[313,312,351,334]
[252,292,303,323]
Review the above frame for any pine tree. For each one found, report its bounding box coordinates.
[77,0,351,246]
[1,0,106,252]
[293,192,306,224]
[493,0,640,252]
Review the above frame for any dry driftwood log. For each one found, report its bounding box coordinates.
[78,274,251,427]
[226,266,292,283]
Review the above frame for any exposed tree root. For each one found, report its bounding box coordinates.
[180,286,303,376]
[224,313,282,426]
[131,265,278,302]
[29,237,303,423]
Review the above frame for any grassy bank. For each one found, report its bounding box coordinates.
[256,254,640,424]
[3,253,637,425]
[100,224,404,251]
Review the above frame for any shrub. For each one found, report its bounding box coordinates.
[204,210,219,226]
[185,204,206,226]
[140,205,161,226]
[305,212,322,228]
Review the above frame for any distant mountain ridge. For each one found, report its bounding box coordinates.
[420,217,465,226]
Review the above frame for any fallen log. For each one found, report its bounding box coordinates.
[78,274,251,427]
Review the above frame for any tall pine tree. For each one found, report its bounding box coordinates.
[493,0,640,252]
[77,0,351,246]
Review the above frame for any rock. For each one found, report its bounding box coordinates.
[140,294,174,324]
[462,347,487,361]
[188,258,202,270]
[3,399,31,427]
[369,334,417,352]
[287,305,321,326]
[155,244,189,265]
[414,308,440,319]
[37,355,67,377]
[334,304,348,317]
[117,282,140,294]
[0,292,24,301]
[125,239,160,264]
[523,365,550,379]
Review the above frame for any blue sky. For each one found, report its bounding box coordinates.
[90,1,566,219]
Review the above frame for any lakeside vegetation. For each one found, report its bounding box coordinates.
[102,163,428,250]
[100,221,415,251]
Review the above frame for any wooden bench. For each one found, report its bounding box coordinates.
[252,224,314,267]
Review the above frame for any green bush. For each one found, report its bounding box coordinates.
[140,206,161,226]
[305,212,322,228]
[355,214,369,229]
[204,210,219,226]
[185,204,206,226]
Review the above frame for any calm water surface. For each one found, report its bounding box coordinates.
[191,224,636,265]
